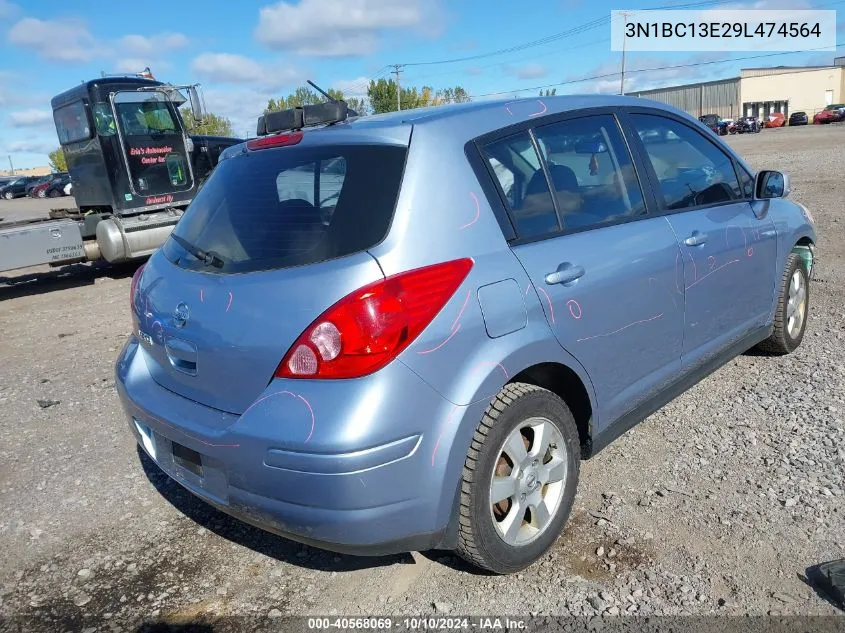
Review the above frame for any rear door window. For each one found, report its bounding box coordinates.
[164,143,407,273]
[482,132,560,239]
[533,114,646,230]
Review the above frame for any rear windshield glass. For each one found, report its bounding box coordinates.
[163,143,407,273]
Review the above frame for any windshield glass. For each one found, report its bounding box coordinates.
[115,95,179,136]
[163,143,408,274]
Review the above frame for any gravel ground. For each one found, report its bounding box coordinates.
[0,124,843,631]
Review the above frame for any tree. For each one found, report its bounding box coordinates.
[367,79,471,114]
[180,108,234,137]
[539,88,557,97]
[266,87,369,116]
[48,147,67,173]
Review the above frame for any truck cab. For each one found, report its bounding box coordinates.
[0,75,242,275]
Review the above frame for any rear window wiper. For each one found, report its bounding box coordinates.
[169,234,224,269]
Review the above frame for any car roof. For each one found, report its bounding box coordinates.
[303,94,695,146]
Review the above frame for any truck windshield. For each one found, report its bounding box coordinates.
[116,99,179,136]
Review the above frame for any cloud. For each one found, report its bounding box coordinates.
[465,66,484,76]
[114,58,156,73]
[8,17,101,62]
[0,0,19,18]
[7,19,188,65]
[192,53,265,83]
[331,76,371,97]
[119,32,189,56]
[202,87,282,137]
[191,52,303,89]
[8,109,52,127]
[509,63,549,80]
[255,0,438,56]
[2,139,56,155]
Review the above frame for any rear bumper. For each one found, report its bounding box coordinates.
[115,337,471,555]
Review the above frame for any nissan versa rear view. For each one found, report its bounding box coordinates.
[116,95,816,574]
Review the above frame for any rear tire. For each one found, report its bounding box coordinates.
[757,252,809,355]
[37,189,46,198]
[48,189,60,198]
[454,383,580,574]
[3,191,12,200]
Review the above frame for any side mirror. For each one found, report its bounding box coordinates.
[754,170,790,199]
[188,86,204,122]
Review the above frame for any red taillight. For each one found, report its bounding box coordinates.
[130,263,145,311]
[276,258,474,379]
[247,131,304,151]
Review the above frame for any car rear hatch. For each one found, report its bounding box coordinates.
[133,129,410,415]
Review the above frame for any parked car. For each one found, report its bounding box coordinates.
[117,96,816,574]
[698,114,720,135]
[763,112,786,128]
[29,174,67,198]
[813,104,845,124]
[42,174,71,198]
[730,117,760,134]
[0,177,33,199]
[789,111,809,126]
[25,176,53,197]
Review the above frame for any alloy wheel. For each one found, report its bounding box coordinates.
[489,417,567,546]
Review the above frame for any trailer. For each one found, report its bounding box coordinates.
[0,72,243,274]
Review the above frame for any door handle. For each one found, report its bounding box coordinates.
[545,263,585,286]
[684,231,708,247]
[761,229,777,237]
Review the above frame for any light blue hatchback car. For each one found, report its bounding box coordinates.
[116,95,816,573]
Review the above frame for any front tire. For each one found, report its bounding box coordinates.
[3,191,12,200]
[757,252,809,355]
[455,383,580,574]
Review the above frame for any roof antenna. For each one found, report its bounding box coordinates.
[307,79,359,117]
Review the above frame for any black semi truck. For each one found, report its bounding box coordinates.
[0,73,242,273]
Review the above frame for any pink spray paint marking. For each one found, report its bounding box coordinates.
[417,288,471,355]
[537,287,555,324]
[747,247,753,257]
[686,250,699,284]
[708,255,716,272]
[469,360,510,382]
[686,259,740,290]
[504,99,547,118]
[417,323,462,355]
[431,404,461,466]
[577,313,664,342]
[242,390,315,443]
[459,192,481,230]
[567,299,582,320]
[528,100,547,118]
[200,288,204,303]
[225,291,233,313]
[524,282,532,298]
[451,289,472,331]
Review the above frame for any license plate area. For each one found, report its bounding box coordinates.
[172,441,203,477]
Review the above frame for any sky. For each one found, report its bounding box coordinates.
[0,0,842,169]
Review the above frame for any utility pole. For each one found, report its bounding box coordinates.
[391,64,403,111]
[620,11,630,96]
[8,155,14,175]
